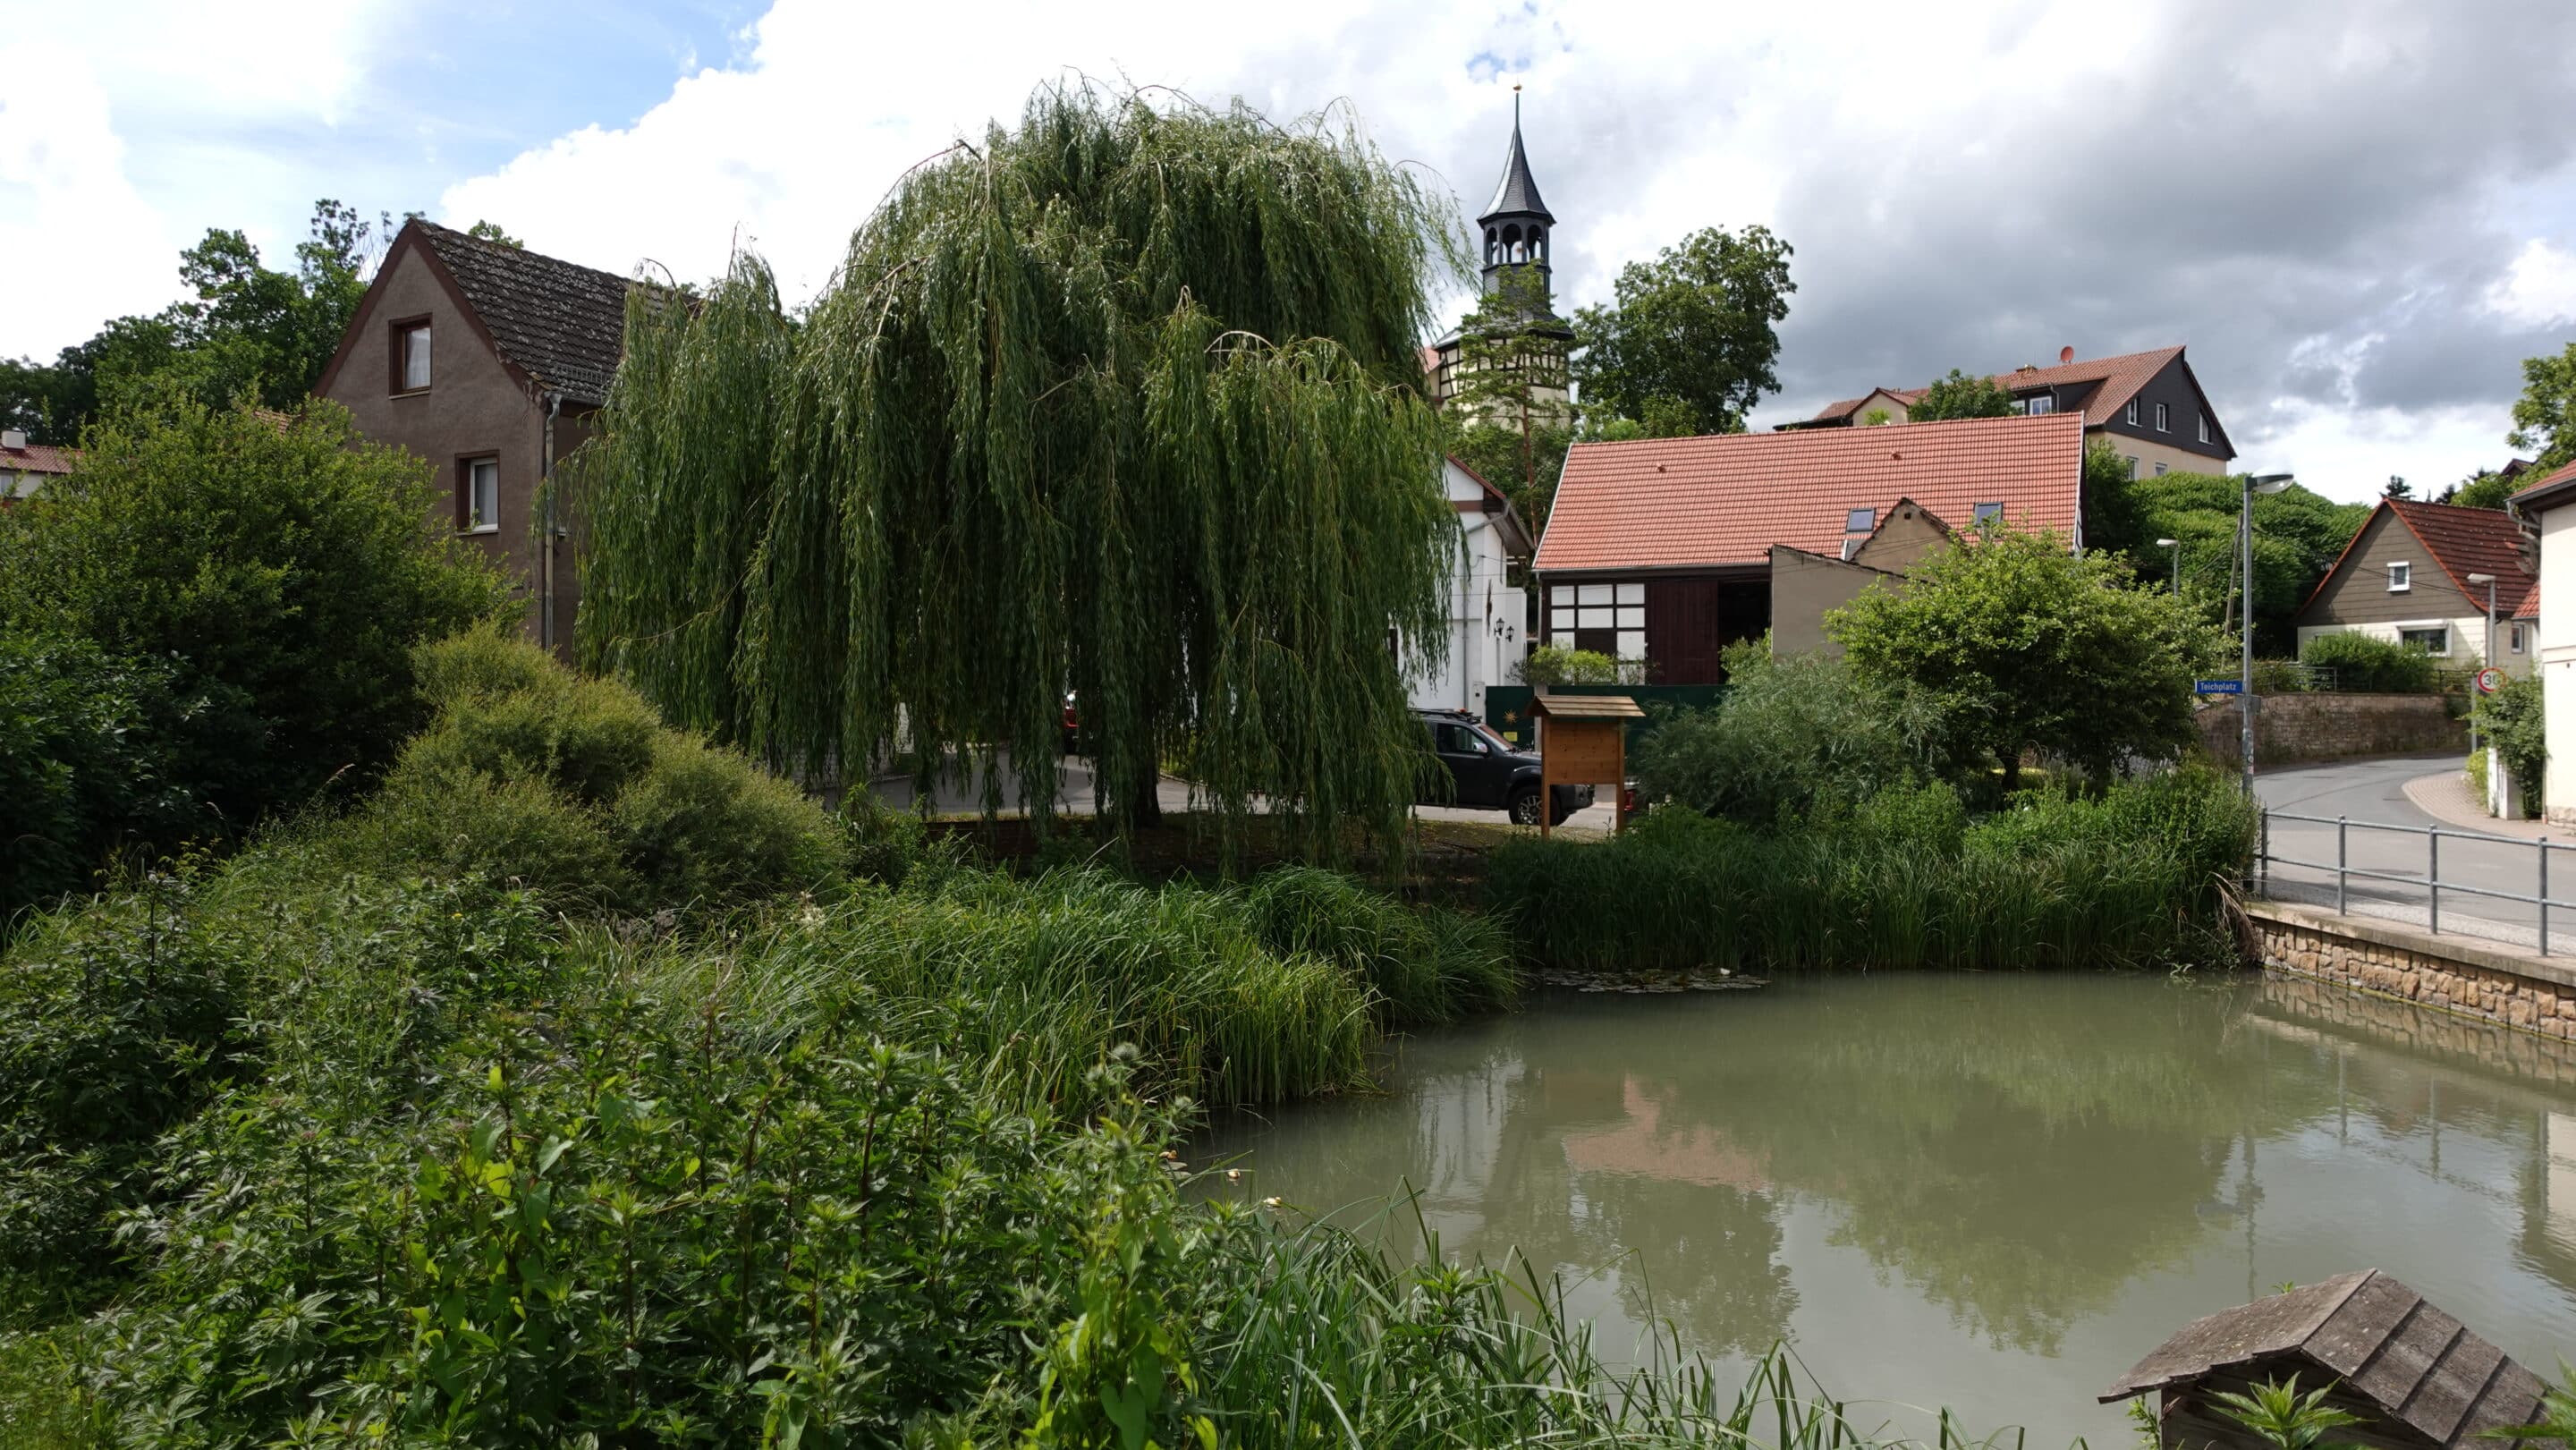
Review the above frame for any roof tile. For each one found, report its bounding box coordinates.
[1814,347,2185,429]
[415,220,632,407]
[1535,414,2086,573]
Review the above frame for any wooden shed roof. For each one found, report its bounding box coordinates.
[1530,693,1645,719]
[2101,1271,2555,1449]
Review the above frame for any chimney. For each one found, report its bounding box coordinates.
[0,428,24,452]
[2058,345,2074,365]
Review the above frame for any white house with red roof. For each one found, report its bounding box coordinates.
[1533,413,2088,683]
[1407,457,1534,715]
[1798,344,2234,480]
[0,428,76,504]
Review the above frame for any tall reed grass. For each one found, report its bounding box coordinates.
[1489,772,2256,974]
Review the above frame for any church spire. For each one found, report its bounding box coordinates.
[1476,87,1558,302]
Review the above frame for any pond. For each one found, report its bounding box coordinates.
[1195,973,2576,1447]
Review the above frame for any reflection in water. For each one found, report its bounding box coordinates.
[1196,974,2576,1446]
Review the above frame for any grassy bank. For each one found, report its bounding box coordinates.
[1488,772,2257,974]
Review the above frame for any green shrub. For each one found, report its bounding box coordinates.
[2478,671,2546,816]
[1514,644,1645,685]
[1488,768,2254,974]
[1632,640,1952,826]
[2299,631,2442,693]
[1232,865,1517,1025]
[0,631,195,920]
[344,631,844,911]
[0,399,512,831]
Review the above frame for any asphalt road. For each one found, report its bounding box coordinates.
[2255,754,2563,950]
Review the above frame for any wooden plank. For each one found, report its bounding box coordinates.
[2306,1274,2420,1378]
[2456,1361,2555,1449]
[2100,1272,2374,1401]
[2399,1332,2502,1444]
[2349,1299,2463,1420]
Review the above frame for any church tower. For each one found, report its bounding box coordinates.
[1431,91,1572,417]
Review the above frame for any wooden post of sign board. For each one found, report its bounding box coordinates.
[1530,693,1646,835]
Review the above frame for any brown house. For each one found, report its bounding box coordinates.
[2294,499,2536,674]
[1533,413,2087,683]
[1797,345,2235,480]
[315,219,636,654]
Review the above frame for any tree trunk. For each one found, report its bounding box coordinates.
[2000,746,2022,794]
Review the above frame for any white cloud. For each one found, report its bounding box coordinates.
[2487,239,2576,329]
[0,46,183,360]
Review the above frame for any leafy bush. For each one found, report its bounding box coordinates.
[343,629,845,910]
[0,632,194,920]
[1632,639,1951,826]
[2479,670,2545,815]
[1487,767,2256,973]
[0,399,511,832]
[2298,631,2442,693]
[1514,644,1646,685]
[1232,865,1517,1026]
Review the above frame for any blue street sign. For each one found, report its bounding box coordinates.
[2194,679,2243,695]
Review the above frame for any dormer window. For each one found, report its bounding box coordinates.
[1846,507,1876,533]
[392,318,431,394]
[2022,394,2055,415]
[2388,562,2411,593]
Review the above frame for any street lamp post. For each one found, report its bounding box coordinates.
[2241,473,2295,796]
[2467,572,2497,756]
[2157,537,2182,594]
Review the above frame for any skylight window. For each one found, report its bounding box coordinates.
[1845,507,1876,533]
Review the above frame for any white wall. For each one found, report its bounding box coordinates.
[2537,507,2576,821]
[2295,617,2525,674]
[1405,461,1529,715]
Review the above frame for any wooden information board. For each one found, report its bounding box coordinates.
[1530,692,1645,835]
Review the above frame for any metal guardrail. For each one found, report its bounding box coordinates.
[2258,810,2573,955]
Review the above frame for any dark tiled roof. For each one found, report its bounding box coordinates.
[2100,1270,2553,1450]
[1810,348,2188,429]
[1535,413,2085,573]
[415,220,632,406]
[1480,120,1553,223]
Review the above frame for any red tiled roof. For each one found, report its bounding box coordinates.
[1,441,76,475]
[1810,346,2185,428]
[2385,498,2531,610]
[2509,456,2576,512]
[2515,582,2540,621]
[1535,413,2086,574]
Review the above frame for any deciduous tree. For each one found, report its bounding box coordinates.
[1571,225,1793,437]
[574,84,1462,861]
[1907,368,2016,421]
[1827,528,2212,789]
[2508,341,2576,472]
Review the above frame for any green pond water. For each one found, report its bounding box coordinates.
[1195,973,2576,1447]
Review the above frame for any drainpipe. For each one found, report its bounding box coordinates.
[539,392,561,653]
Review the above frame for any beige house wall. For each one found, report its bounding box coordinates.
[1769,547,1890,656]
[2097,432,2229,480]
[1850,503,1950,573]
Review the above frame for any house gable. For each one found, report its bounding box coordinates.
[2298,505,2470,628]
[2094,352,2233,463]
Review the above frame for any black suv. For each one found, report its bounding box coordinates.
[1414,708,1593,827]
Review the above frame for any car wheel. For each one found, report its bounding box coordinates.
[1507,788,1544,827]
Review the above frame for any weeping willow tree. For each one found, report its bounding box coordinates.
[572,83,1467,861]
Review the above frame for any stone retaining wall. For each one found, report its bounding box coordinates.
[2248,902,2576,1044]
[2198,692,2462,766]
[2256,969,2576,1090]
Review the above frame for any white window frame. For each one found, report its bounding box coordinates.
[2197,412,2212,445]
[2123,400,2139,426]
[397,322,432,393]
[2154,462,2168,477]
[2124,455,2140,479]
[2387,562,2411,594]
[2511,623,2528,654]
[464,455,500,534]
[2154,402,2169,432]
[2022,394,2055,415]
[2395,623,2449,656]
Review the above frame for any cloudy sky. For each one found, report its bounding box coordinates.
[5,0,2573,502]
